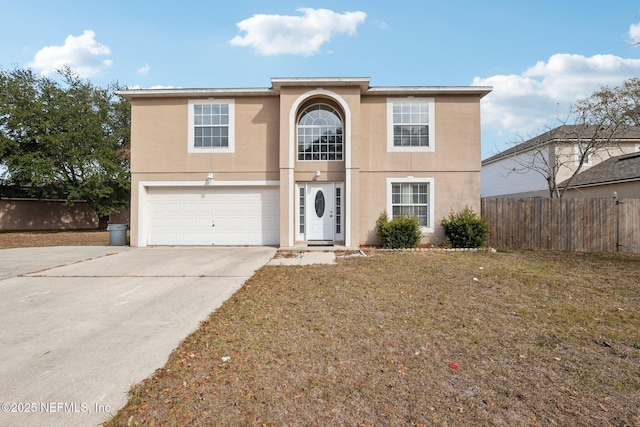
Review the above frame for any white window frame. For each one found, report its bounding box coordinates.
[297,103,344,162]
[188,99,235,153]
[574,143,591,166]
[386,177,435,233]
[387,98,435,152]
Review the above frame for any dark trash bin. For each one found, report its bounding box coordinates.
[107,224,129,246]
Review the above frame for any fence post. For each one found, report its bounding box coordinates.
[613,192,618,252]
[613,191,623,252]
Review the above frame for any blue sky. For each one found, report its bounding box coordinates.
[2,0,640,158]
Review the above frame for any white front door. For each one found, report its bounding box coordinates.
[306,183,334,241]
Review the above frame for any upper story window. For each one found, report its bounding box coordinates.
[574,143,591,166]
[387,98,435,152]
[188,99,235,153]
[297,104,343,161]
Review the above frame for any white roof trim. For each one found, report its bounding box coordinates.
[118,79,492,99]
[271,77,371,91]
[366,86,492,97]
[118,87,275,99]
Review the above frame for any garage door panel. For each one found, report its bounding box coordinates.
[230,207,245,216]
[147,186,279,246]
[165,218,180,227]
[214,204,231,214]
[183,218,197,227]
[229,217,246,227]
[166,204,183,213]
[197,218,212,227]
[246,203,261,214]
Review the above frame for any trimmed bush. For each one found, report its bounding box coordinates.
[376,211,422,249]
[441,206,490,248]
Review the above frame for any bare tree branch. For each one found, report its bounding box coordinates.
[502,79,640,198]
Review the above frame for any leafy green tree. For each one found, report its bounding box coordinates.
[0,66,130,227]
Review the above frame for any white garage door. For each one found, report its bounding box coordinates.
[147,186,279,246]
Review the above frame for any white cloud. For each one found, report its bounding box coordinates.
[473,53,640,138]
[137,63,150,75]
[629,22,640,45]
[28,30,112,78]
[229,8,367,56]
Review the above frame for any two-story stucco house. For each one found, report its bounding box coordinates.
[481,125,640,198]
[118,77,491,248]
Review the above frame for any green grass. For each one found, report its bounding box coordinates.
[104,250,640,426]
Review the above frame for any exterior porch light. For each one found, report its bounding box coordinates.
[314,170,321,180]
[206,173,214,184]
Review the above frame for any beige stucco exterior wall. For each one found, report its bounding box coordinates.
[356,95,482,245]
[554,142,637,183]
[129,96,280,246]
[130,97,279,177]
[125,82,487,247]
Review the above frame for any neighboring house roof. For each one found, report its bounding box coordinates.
[118,77,493,100]
[559,151,640,189]
[482,124,640,165]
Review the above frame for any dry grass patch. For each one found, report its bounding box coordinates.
[0,230,110,248]
[105,250,640,426]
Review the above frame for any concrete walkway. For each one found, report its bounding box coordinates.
[0,246,275,427]
[267,250,337,266]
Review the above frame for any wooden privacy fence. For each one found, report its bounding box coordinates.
[481,197,640,253]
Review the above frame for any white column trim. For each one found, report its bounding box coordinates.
[288,89,352,246]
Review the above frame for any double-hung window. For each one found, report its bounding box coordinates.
[387,98,435,152]
[574,143,591,166]
[387,177,434,232]
[188,99,235,153]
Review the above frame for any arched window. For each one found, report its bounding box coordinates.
[297,104,343,161]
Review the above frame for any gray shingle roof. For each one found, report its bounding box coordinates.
[559,152,640,188]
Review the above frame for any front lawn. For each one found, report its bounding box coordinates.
[105,250,640,426]
[0,230,110,248]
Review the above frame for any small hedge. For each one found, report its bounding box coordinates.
[376,211,422,249]
[441,206,489,248]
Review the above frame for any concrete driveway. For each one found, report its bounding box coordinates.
[0,246,276,427]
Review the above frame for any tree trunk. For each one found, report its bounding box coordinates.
[97,215,109,230]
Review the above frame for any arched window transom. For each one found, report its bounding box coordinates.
[297,104,343,161]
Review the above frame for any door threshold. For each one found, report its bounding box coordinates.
[307,241,335,247]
